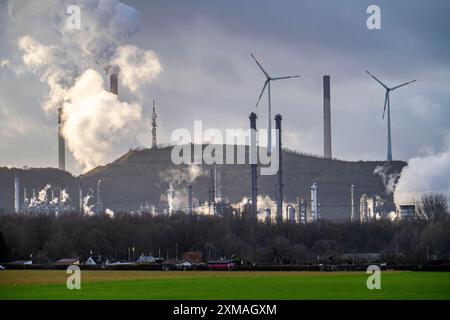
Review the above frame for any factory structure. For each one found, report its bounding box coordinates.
[6,59,413,222]
[12,176,74,215]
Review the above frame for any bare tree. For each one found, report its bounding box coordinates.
[417,193,449,221]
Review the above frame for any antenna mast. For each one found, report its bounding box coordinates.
[151,100,158,149]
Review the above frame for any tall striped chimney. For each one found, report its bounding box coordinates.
[275,114,283,223]
[323,75,332,159]
[110,73,118,95]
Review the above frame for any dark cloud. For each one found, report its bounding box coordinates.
[0,0,449,172]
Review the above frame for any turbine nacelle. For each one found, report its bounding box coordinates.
[250,53,300,153]
[251,53,300,108]
[365,70,416,118]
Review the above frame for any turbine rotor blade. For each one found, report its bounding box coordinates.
[382,92,388,119]
[390,79,416,91]
[366,70,388,90]
[250,53,270,78]
[271,75,300,81]
[255,80,269,108]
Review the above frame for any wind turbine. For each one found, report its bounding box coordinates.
[251,53,300,153]
[366,70,416,161]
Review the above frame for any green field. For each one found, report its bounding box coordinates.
[0,270,449,300]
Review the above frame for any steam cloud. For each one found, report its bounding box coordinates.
[62,69,141,170]
[394,144,450,206]
[160,165,206,213]
[16,0,162,172]
[373,163,400,195]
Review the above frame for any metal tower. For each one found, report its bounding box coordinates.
[249,112,258,217]
[151,100,158,149]
[275,114,283,223]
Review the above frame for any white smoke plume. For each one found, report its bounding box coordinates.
[83,193,95,216]
[111,45,162,92]
[0,59,10,68]
[105,208,115,218]
[231,195,299,223]
[394,143,450,206]
[159,165,206,214]
[38,184,51,202]
[374,163,400,194]
[161,164,207,185]
[16,0,162,171]
[60,189,70,204]
[62,69,141,170]
[18,36,80,112]
[60,0,140,67]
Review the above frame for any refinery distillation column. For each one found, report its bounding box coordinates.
[323,75,332,159]
[351,184,355,221]
[14,176,20,213]
[275,114,283,223]
[311,183,319,221]
[249,112,258,217]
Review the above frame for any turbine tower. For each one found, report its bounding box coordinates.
[366,70,416,161]
[251,53,300,153]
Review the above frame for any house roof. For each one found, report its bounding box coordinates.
[207,259,235,264]
[9,260,32,265]
[55,258,79,264]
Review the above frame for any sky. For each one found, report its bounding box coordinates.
[0,0,449,175]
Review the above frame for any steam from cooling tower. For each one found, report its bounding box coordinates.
[16,0,162,172]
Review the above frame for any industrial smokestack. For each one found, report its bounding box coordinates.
[14,176,20,213]
[208,169,216,215]
[110,73,118,95]
[187,184,193,215]
[58,104,66,171]
[23,187,27,206]
[249,112,258,217]
[323,75,332,159]
[275,114,283,223]
[351,184,355,221]
[214,165,222,202]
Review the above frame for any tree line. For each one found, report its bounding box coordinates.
[0,194,448,265]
